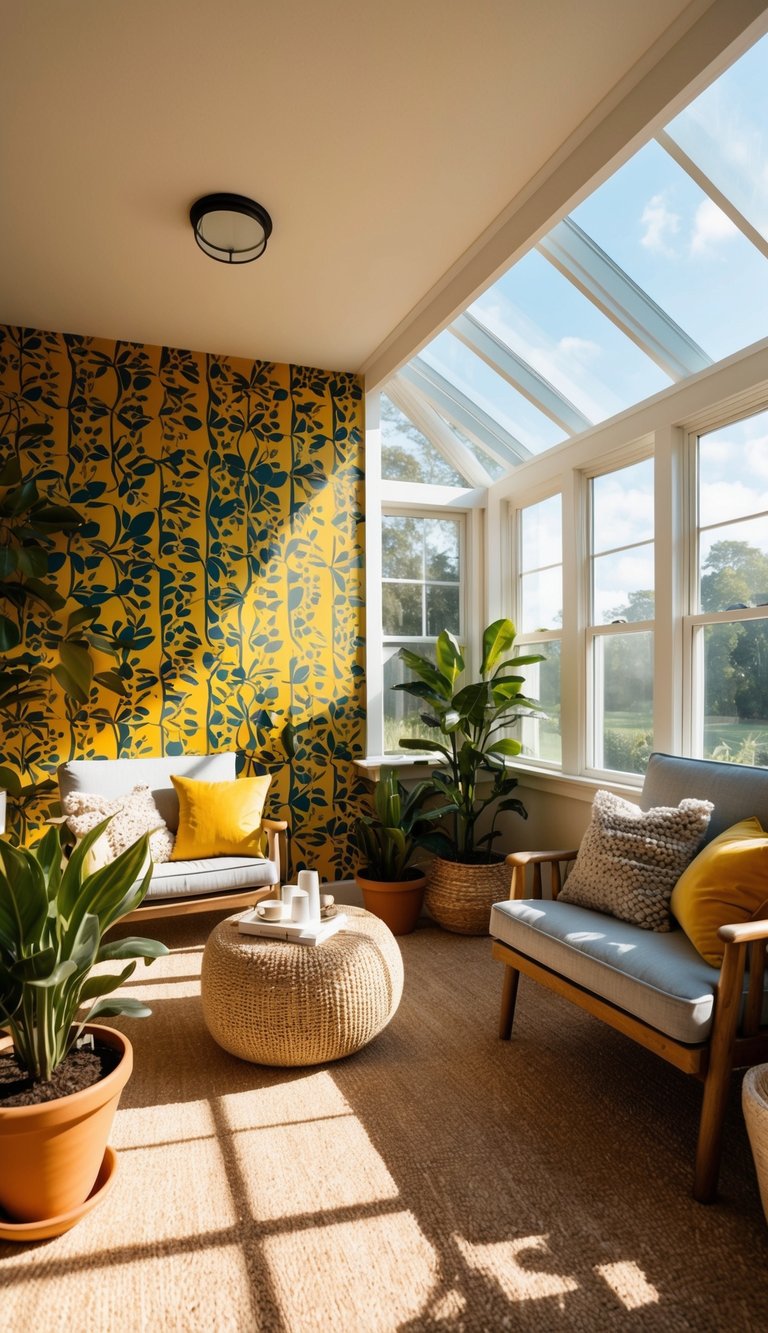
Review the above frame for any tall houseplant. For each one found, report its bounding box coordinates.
[394,619,544,933]
[353,767,451,934]
[0,820,169,1233]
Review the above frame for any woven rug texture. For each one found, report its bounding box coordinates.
[2,914,767,1332]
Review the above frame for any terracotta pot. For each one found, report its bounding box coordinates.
[356,871,427,935]
[0,1024,132,1224]
[425,856,512,935]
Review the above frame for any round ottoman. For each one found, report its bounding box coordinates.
[200,906,404,1066]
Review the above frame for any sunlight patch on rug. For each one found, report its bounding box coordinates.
[263,1212,439,1330]
[221,1070,352,1130]
[595,1260,660,1309]
[454,1232,580,1305]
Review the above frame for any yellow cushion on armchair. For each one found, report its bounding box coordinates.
[670,817,768,966]
[170,775,271,860]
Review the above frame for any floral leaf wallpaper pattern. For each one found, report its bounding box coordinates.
[0,324,367,880]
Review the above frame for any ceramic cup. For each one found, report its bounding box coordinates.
[281,883,299,909]
[291,890,310,923]
[256,899,283,921]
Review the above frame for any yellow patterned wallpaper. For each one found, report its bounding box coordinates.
[0,324,367,881]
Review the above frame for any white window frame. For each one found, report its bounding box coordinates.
[510,488,564,770]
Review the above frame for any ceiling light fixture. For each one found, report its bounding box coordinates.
[189,193,273,264]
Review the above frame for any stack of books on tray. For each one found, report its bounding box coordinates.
[237,909,347,947]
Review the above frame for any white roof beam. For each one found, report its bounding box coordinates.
[657,127,768,263]
[387,376,493,488]
[450,311,593,436]
[400,359,531,467]
[537,217,712,380]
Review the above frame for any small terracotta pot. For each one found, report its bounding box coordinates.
[356,872,427,935]
[0,1024,132,1224]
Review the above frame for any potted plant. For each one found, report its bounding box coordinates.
[353,767,451,934]
[0,820,169,1235]
[394,618,544,934]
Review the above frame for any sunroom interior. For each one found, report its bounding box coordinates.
[2,0,768,1324]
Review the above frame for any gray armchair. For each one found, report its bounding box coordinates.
[491,752,768,1202]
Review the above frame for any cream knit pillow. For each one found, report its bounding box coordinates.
[63,784,175,866]
[558,789,714,931]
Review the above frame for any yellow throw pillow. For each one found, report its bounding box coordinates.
[670,817,768,966]
[170,774,271,860]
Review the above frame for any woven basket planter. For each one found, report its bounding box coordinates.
[425,856,512,936]
[743,1063,768,1223]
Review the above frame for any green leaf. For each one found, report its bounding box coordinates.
[66,605,99,632]
[397,648,453,701]
[30,503,83,532]
[399,738,451,758]
[486,738,523,757]
[23,576,66,610]
[0,546,18,579]
[434,630,464,687]
[0,454,22,486]
[78,963,137,1001]
[16,422,53,442]
[86,996,153,1021]
[93,669,127,696]
[0,839,49,952]
[97,936,170,963]
[59,639,94,695]
[16,544,50,578]
[2,479,39,517]
[480,619,517,675]
[0,765,22,796]
[0,613,20,651]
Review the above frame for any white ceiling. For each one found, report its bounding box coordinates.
[0,0,761,374]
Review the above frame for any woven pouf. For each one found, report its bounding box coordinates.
[425,857,512,935]
[200,906,404,1067]
[743,1063,768,1224]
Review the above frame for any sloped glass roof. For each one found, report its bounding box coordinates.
[386,31,768,481]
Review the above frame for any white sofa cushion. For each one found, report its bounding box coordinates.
[141,856,278,901]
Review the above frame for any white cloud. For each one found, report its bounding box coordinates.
[640,194,680,255]
[558,336,601,364]
[690,198,739,256]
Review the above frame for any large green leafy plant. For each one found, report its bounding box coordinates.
[0,821,168,1082]
[395,619,544,863]
[353,767,452,881]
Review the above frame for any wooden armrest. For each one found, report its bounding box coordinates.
[505,849,578,867]
[505,849,578,900]
[718,918,768,945]
[262,818,288,832]
[262,819,288,881]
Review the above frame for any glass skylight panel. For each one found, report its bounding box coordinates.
[571,139,768,364]
[443,417,506,479]
[665,33,768,244]
[472,251,670,424]
[380,394,465,486]
[420,330,566,454]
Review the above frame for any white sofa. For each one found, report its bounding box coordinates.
[58,752,285,920]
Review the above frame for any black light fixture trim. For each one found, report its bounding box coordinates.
[189,193,273,264]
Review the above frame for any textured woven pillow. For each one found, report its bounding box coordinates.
[558,789,714,931]
[670,818,768,966]
[63,784,175,865]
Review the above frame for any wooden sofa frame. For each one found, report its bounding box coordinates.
[494,847,768,1202]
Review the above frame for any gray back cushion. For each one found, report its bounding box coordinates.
[58,753,238,832]
[642,752,768,843]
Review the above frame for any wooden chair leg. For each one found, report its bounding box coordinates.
[499,964,520,1040]
[693,943,744,1203]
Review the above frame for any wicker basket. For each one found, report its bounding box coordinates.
[425,856,512,935]
[743,1063,768,1223]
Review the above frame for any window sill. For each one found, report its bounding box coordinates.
[356,755,643,802]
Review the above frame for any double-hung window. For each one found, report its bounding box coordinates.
[514,494,562,765]
[588,457,655,775]
[687,410,768,766]
[381,511,464,753]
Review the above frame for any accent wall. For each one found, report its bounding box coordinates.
[0,324,367,881]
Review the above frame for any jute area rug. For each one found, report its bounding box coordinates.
[2,912,767,1332]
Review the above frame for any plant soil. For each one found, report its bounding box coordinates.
[0,1038,120,1108]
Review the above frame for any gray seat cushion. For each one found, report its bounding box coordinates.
[141,856,278,902]
[490,898,721,1044]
